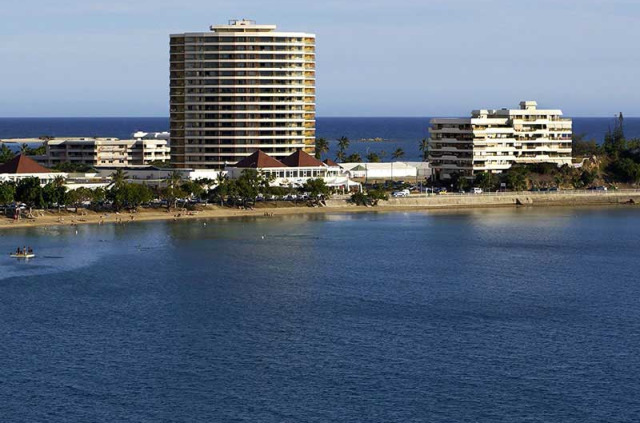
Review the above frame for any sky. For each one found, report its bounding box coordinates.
[1,0,639,117]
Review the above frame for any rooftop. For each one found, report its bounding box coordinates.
[280,150,324,168]
[0,155,55,174]
[210,19,277,33]
[233,151,286,168]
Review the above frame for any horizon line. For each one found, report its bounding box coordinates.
[0,115,636,119]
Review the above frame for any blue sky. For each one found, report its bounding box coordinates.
[1,0,639,117]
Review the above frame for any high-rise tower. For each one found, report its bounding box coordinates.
[170,20,316,169]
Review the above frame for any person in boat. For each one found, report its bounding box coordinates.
[16,247,20,254]
[28,247,33,254]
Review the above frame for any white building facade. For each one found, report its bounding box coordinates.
[170,19,316,169]
[429,101,573,179]
[42,138,170,168]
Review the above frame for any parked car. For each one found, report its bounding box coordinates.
[392,189,410,198]
[472,187,483,194]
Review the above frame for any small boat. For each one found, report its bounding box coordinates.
[9,253,35,259]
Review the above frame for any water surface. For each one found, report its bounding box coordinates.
[1,208,639,422]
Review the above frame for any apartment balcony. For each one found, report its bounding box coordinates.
[429,127,473,134]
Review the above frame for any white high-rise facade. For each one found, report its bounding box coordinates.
[429,101,573,179]
[170,20,316,169]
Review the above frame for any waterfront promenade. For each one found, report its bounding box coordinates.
[2,190,640,230]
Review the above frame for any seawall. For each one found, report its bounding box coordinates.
[325,191,640,209]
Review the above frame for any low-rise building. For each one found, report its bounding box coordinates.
[429,100,573,179]
[41,137,170,168]
[92,166,221,188]
[338,162,430,180]
[225,150,358,189]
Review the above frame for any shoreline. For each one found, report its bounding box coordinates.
[2,192,640,230]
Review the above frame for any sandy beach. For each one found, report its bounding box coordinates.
[0,203,378,230]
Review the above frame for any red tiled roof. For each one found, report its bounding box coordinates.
[280,149,325,167]
[0,155,53,174]
[323,158,339,166]
[233,150,286,168]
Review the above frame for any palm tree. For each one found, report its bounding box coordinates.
[392,148,405,160]
[335,150,347,163]
[109,169,128,188]
[314,137,329,160]
[346,153,362,163]
[390,148,405,181]
[214,172,229,206]
[52,175,65,188]
[418,138,429,161]
[165,171,184,209]
[366,152,381,163]
[337,136,350,153]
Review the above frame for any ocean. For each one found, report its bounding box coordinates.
[1,117,639,162]
[1,208,639,421]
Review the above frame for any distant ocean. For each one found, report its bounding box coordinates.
[1,117,639,162]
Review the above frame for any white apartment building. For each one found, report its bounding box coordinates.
[170,19,316,169]
[42,137,170,167]
[429,101,573,179]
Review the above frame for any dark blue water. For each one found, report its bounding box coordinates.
[1,208,639,422]
[1,117,639,162]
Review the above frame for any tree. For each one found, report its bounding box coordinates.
[162,171,185,209]
[107,169,131,211]
[0,144,15,164]
[350,188,388,206]
[42,177,68,208]
[367,188,389,206]
[124,184,153,208]
[15,177,45,209]
[608,157,640,184]
[418,138,429,161]
[0,182,15,205]
[449,172,470,192]
[302,178,330,200]
[391,148,405,160]
[147,160,174,168]
[110,169,128,188]
[345,153,362,162]
[366,152,381,163]
[337,136,350,154]
[66,187,94,211]
[235,169,265,207]
[181,180,205,199]
[91,187,106,204]
[502,166,529,191]
[210,173,230,206]
[22,144,46,156]
[474,172,499,191]
[336,136,350,162]
[572,133,600,158]
[603,113,626,157]
[314,137,329,160]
